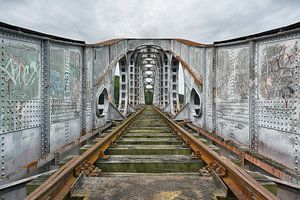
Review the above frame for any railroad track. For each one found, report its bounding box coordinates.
[26,106,278,200]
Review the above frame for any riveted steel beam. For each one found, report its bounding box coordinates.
[41,40,51,155]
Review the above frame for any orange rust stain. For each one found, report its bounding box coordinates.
[93,38,125,46]
[93,38,212,47]
[24,160,38,170]
[175,55,203,86]
[175,39,212,47]
[81,130,87,136]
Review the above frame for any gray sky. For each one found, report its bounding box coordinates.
[0,0,299,44]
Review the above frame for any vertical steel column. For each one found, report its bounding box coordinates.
[128,53,135,106]
[92,48,96,129]
[249,41,258,152]
[202,48,207,129]
[119,57,128,114]
[212,47,217,133]
[0,36,6,180]
[41,40,50,155]
[81,47,87,135]
[163,54,170,107]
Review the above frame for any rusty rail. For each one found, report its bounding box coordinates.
[153,106,279,200]
[25,107,145,200]
[186,123,299,183]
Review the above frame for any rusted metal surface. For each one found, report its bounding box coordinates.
[93,38,124,46]
[22,123,112,175]
[175,55,203,86]
[71,175,219,200]
[175,38,211,47]
[153,106,279,200]
[25,107,144,200]
[186,123,300,183]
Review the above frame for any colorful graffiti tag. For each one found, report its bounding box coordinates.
[0,42,41,133]
[259,40,299,105]
[69,50,81,101]
[49,48,82,123]
[50,48,65,101]
[216,47,249,101]
[1,44,40,100]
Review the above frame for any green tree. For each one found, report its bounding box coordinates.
[144,90,153,105]
[114,76,120,106]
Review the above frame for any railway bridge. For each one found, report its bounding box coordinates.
[0,22,300,199]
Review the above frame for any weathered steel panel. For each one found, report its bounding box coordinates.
[180,43,189,65]
[84,47,94,132]
[50,122,65,151]
[0,37,41,134]
[86,115,93,132]
[128,40,141,50]
[3,127,41,179]
[127,39,171,51]
[67,118,81,142]
[204,48,214,132]
[49,44,83,152]
[189,46,205,80]
[255,36,300,169]
[94,68,114,128]
[49,119,81,153]
[95,46,109,77]
[110,43,118,63]
[258,127,296,167]
[190,47,200,74]
[117,40,126,57]
[215,45,250,146]
[152,40,171,50]
[0,34,43,183]
[49,45,82,124]
[173,41,181,56]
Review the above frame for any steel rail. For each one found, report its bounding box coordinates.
[186,123,299,183]
[153,106,279,200]
[25,107,145,200]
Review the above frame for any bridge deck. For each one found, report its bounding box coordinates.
[71,174,219,200]
[26,106,278,200]
[70,106,221,199]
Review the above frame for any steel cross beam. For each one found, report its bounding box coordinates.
[25,107,145,200]
[152,106,279,200]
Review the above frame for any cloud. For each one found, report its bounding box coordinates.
[0,0,299,43]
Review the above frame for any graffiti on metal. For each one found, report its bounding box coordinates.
[259,40,299,106]
[0,39,41,133]
[69,51,81,101]
[216,47,249,102]
[50,47,82,123]
[50,48,65,101]
[1,42,40,100]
